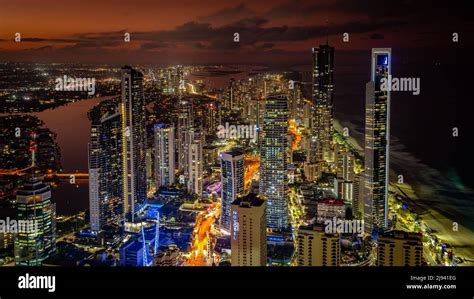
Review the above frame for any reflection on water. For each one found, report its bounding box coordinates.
[30,97,112,172]
[21,97,113,215]
[54,184,89,216]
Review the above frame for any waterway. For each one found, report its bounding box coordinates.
[11,97,114,216]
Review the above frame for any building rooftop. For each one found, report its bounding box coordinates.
[121,239,143,252]
[154,123,172,129]
[318,198,345,206]
[379,230,422,242]
[232,193,265,208]
[220,151,244,158]
[16,178,50,196]
[298,223,326,232]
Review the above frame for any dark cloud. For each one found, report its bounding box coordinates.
[72,30,128,39]
[197,3,254,24]
[370,33,384,40]
[63,40,123,50]
[140,41,171,50]
[0,37,77,43]
[2,0,472,65]
[20,37,75,43]
[229,16,268,28]
[264,0,323,18]
[1,16,405,58]
[253,42,275,50]
[264,0,473,25]
[23,45,54,52]
[192,42,206,49]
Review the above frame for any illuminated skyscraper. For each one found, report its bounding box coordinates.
[187,128,203,195]
[352,171,365,220]
[121,66,147,223]
[0,209,14,250]
[364,48,391,232]
[89,111,123,232]
[247,98,265,142]
[153,123,175,188]
[230,193,267,266]
[259,93,289,229]
[225,78,236,110]
[335,146,355,203]
[288,81,303,122]
[15,177,56,266]
[177,99,193,178]
[202,101,220,136]
[89,122,101,232]
[336,146,355,182]
[311,45,334,162]
[220,151,245,231]
[175,65,184,95]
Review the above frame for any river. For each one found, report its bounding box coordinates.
[12,96,115,216]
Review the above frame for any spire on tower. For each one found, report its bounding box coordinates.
[325,19,329,45]
[29,131,37,168]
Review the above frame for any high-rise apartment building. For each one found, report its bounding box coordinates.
[202,101,220,137]
[352,171,365,220]
[177,99,193,178]
[336,146,355,182]
[14,177,56,266]
[259,93,289,229]
[121,66,147,223]
[230,193,267,266]
[364,49,391,232]
[377,230,423,266]
[311,45,335,162]
[297,224,340,266]
[89,110,123,232]
[220,151,245,231]
[187,129,203,195]
[154,123,175,188]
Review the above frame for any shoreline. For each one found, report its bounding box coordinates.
[334,119,474,265]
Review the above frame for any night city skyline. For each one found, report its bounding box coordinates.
[0,0,473,297]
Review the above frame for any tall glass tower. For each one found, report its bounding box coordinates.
[220,151,244,231]
[259,93,289,229]
[187,128,203,196]
[15,177,56,266]
[364,48,391,232]
[311,45,334,162]
[89,110,123,232]
[177,99,193,181]
[154,123,175,188]
[121,66,147,223]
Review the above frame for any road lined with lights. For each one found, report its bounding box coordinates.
[186,202,221,266]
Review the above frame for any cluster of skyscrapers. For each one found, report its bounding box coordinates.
[7,44,421,267]
[88,66,147,231]
[227,46,422,266]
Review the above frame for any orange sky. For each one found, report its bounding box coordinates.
[0,0,471,64]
